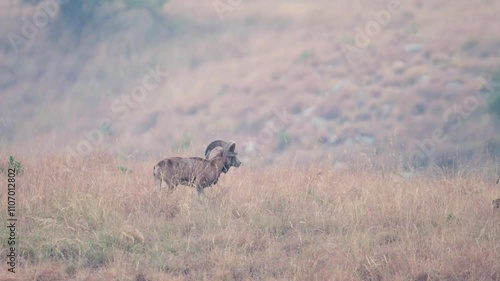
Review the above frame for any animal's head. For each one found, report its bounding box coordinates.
[205,140,241,173]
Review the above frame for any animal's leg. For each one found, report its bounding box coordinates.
[155,177,162,191]
[196,185,205,196]
[166,184,175,196]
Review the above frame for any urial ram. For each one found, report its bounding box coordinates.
[153,140,241,194]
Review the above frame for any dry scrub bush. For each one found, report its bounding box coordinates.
[0,152,499,280]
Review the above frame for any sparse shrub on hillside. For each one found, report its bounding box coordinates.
[170,134,192,152]
[412,103,426,116]
[295,50,315,64]
[487,70,500,118]
[21,0,170,41]
[99,122,113,136]
[9,155,24,175]
[461,39,478,53]
[277,131,291,152]
[316,102,341,120]
[118,165,132,174]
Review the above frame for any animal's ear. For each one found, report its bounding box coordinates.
[223,141,236,155]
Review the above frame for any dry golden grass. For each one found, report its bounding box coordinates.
[0,152,499,281]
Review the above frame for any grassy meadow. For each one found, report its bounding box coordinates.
[1,1,500,280]
[0,153,499,281]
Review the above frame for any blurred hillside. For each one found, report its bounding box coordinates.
[0,0,499,169]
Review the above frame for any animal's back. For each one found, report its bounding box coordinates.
[153,157,207,178]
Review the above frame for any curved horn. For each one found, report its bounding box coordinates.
[205,140,227,159]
